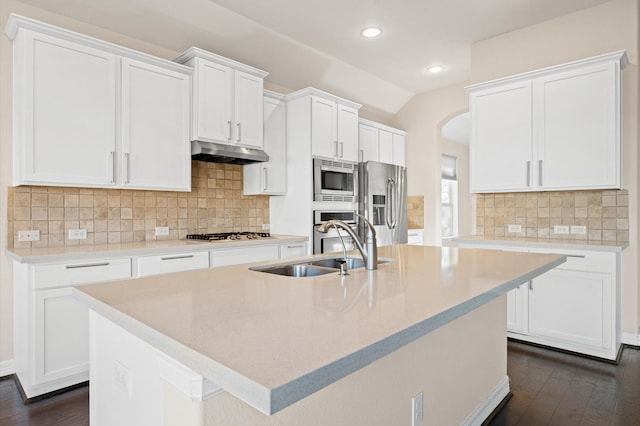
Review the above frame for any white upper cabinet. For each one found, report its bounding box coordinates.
[10,29,117,187]
[468,50,627,193]
[244,91,287,195]
[6,14,192,191]
[306,91,360,161]
[357,118,406,166]
[120,58,191,191]
[470,81,533,192]
[176,48,268,149]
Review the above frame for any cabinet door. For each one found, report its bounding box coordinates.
[378,129,393,164]
[470,81,533,192]
[529,269,612,349]
[262,96,287,193]
[193,58,233,143]
[311,96,338,158]
[280,242,308,259]
[17,31,117,186]
[337,105,359,162]
[34,287,89,386]
[536,62,619,190]
[234,70,264,148]
[137,251,209,277]
[243,95,286,195]
[506,283,528,334]
[121,58,191,191]
[392,133,406,167]
[358,123,378,162]
[211,245,280,267]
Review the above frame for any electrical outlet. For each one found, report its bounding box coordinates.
[412,392,423,426]
[18,230,40,242]
[570,225,587,235]
[507,224,522,233]
[554,225,570,235]
[114,361,131,396]
[155,226,169,236]
[262,223,270,230]
[68,229,87,240]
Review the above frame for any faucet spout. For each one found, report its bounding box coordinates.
[317,216,378,270]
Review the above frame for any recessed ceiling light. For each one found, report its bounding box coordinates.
[361,27,382,38]
[426,65,445,73]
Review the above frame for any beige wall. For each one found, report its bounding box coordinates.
[392,84,469,245]
[470,0,639,339]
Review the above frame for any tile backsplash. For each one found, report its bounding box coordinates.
[476,190,629,242]
[407,196,424,229]
[7,161,270,249]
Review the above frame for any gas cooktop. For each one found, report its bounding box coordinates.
[186,232,271,241]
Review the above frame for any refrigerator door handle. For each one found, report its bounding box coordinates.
[386,178,396,229]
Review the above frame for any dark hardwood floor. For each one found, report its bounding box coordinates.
[489,341,640,425]
[1,341,638,425]
[0,379,88,426]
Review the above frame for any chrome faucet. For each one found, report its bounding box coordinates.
[317,214,378,270]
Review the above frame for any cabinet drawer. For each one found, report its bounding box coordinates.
[137,251,209,277]
[530,250,614,274]
[211,245,279,267]
[280,242,307,259]
[32,258,132,290]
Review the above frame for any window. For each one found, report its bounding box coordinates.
[441,155,458,239]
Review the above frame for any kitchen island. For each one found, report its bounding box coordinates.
[73,244,565,425]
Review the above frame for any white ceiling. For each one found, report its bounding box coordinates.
[14,0,611,119]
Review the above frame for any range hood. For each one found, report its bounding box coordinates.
[191,141,269,165]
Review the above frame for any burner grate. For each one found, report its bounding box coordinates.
[186,232,271,241]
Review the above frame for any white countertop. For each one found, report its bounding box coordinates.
[449,236,628,253]
[72,244,564,414]
[6,235,308,264]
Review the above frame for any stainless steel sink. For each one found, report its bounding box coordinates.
[250,256,391,277]
[255,264,337,277]
[309,257,365,269]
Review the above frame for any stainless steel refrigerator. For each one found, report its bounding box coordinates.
[358,161,408,246]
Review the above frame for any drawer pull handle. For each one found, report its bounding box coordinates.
[528,280,533,291]
[66,262,110,269]
[566,255,586,259]
[287,244,304,249]
[161,255,195,261]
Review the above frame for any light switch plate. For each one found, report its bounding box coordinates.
[262,223,270,230]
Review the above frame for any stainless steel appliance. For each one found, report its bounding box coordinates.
[191,141,269,165]
[186,231,272,241]
[313,158,357,202]
[358,161,408,246]
[313,210,357,254]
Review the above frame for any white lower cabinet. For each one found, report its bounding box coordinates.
[529,269,611,349]
[14,258,133,398]
[506,283,528,335]
[211,244,280,267]
[14,239,308,397]
[448,240,621,360]
[137,251,209,277]
[280,242,308,258]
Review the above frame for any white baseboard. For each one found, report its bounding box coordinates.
[0,359,15,378]
[463,376,510,426]
[622,332,640,347]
